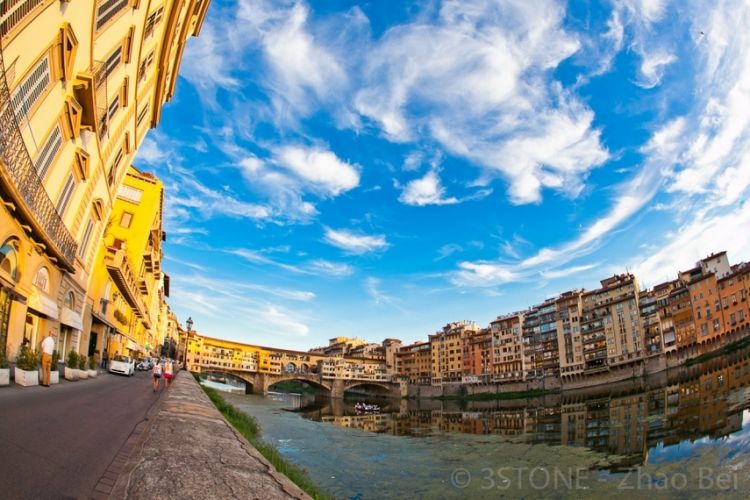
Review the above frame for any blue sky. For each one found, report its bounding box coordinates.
[135,0,750,350]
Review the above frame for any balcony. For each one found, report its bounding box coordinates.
[71,62,108,139]
[0,48,77,270]
[104,245,148,322]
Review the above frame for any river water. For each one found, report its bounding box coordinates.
[221,351,750,499]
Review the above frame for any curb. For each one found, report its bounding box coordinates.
[90,381,168,499]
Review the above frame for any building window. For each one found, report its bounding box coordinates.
[137,50,155,82]
[65,291,75,309]
[33,267,50,292]
[108,148,124,186]
[144,6,164,38]
[11,54,51,122]
[117,185,143,204]
[136,104,150,126]
[78,219,95,259]
[0,239,20,281]
[55,173,77,216]
[102,45,123,80]
[120,211,133,228]
[96,0,129,31]
[0,0,48,38]
[33,124,63,180]
[107,94,120,122]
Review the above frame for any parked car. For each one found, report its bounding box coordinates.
[137,358,153,371]
[109,355,135,376]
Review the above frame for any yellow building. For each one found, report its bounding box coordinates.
[0,1,209,362]
[87,166,166,360]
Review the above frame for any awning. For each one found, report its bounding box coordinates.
[91,311,117,330]
[27,287,59,319]
[126,340,138,351]
[59,306,83,330]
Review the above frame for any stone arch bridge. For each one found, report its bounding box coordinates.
[208,370,401,399]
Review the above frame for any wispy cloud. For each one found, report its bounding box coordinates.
[307,259,355,277]
[435,244,463,262]
[230,248,355,279]
[355,0,608,204]
[323,228,389,254]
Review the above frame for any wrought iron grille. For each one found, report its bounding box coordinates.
[0,41,77,268]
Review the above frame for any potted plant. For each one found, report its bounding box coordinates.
[0,351,9,386]
[14,344,39,387]
[49,350,60,385]
[87,355,97,378]
[65,351,79,381]
[78,354,89,379]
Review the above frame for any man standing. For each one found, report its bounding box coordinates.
[40,331,55,387]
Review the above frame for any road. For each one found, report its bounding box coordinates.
[0,369,165,499]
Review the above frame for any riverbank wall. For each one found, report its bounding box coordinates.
[407,325,750,399]
[109,372,309,500]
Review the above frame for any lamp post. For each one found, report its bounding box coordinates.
[183,317,193,370]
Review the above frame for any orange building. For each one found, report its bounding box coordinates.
[689,272,724,344]
[462,327,492,380]
[490,312,525,381]
[395,341,431,385]
[718,263,750,334]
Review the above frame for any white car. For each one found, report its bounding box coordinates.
[109,355,135,376]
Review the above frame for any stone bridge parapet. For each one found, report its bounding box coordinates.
[209,370,400,399]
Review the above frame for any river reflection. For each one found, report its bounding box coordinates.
[289,351,750,472]
[225,350,750,498]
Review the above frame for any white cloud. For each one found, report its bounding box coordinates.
[633,200,750,285]
[307,259,355,277]
[323,228,389,254]
[637,50,677,88]
[236,144,359,223]
[260,2,348,116]
[258,306,310,336]
[354,0,609,204]
[276,145,360,196]
[136,136,171,165]
[180,21,240,107]
[399,169,458,206]
[435,244,463,261]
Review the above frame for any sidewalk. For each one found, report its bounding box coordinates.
[109,372,309,499]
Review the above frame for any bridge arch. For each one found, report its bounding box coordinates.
[265,375,332,396]
[343,381,394,396]
[199,370,255,394]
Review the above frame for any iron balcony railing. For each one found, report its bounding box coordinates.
[0,41,77,270]
[104,245,151,329]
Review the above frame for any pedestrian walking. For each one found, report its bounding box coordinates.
[164,359,174,389]
[152,360,162,392]
[40,331,55,387]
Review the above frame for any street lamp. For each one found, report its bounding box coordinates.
[183,317,193,369]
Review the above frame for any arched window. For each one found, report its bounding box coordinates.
[0,239,20,280]
[65,291,75,309]
[33,267,50,292]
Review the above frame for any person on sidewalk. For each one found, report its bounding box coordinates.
[152,360,162,392]
[164,359,174,389]
[40,331,55,387]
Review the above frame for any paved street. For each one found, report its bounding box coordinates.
[0,370,166,499]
